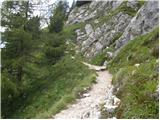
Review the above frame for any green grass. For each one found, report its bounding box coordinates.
[109,27,159,73]
[7,23,96,118]
[3,18,95,118]
[9,55,96,118]
[111,32,123,46]
[62,22,85,41]
[115,61,158,119]
[90,46,115,66]
[108,27,159,119]
[90,52,106,66]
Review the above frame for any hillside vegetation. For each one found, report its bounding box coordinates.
[1,0,159,119]
[108,28,159,118]
[1,1,96,118]
[9,55,96,118]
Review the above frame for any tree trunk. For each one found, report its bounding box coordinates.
[17,65,22,81]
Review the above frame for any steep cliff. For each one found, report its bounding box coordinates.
[67,0,158,59]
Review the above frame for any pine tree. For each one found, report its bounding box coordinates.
[2,1,32,82]
[44,33,65,64]
[49,0,69,33]
[1,1,40,117]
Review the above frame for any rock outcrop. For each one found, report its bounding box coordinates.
[67,0,159,59]
[115,1,159,49]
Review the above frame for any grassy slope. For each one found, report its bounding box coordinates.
[10,54,96,119]
[108,27,159,118]
[9,23,96,118]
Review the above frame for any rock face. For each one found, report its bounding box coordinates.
[67,0,159,59]
[67,1,123,25]
[115,1,159,49]
[76,11,132,58]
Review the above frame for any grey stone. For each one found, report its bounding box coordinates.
[85,24,94,35]
[95,42,103,51]
[66,0,158,59]
[94,19,99,24]
[112,1,123,10]
[103,61,108,66]
[127,0,140,11]
[106,52,113,58]
[95,27,102,39]
[115,1,159,49]
[75,29,84,36]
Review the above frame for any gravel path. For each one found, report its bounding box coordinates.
[53,63,113,119]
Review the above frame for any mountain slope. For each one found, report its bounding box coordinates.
[2,0,158,119]
[63,0,159,119]
[67,0,158,59]
[109,27,159,118]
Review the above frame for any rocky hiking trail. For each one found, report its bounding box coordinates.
[53,62,120,119]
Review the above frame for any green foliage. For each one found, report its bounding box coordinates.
[25,16,41,39]
[111,32,123,46]
[115,61,158,119]
[62,22,85,40]
[138,0,146,7]
[112,66,135,85]
[49,0,69,33]
[1,71,20,117]
[117,3,137,17]
[90,46,115,66]
[1,1,41,118]
[44,33,65,64]
[1,1,96,118]
[108,27,159,73]
[90,53,106,66]
[108,27,159,119]
[10,55,96,118]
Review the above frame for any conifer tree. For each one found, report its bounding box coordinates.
[49,0,69,33]
[1,1,40,117]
